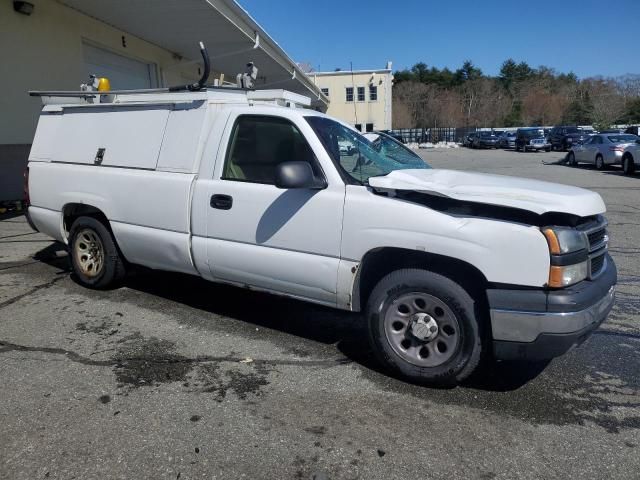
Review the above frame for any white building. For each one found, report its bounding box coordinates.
[312,66,393,133]
[0,0,328,201]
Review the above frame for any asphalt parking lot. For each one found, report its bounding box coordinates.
[1,147,639,479]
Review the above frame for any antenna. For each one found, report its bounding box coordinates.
[350,61,359,127]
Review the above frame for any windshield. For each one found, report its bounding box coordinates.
[607,134,638,144]
[522,129,543,137]
[565,127,580,134]
[305,116,430,183]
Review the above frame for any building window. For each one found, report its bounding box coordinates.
[355,124,362,132]
[369,85,378,101]
[357,86,365,102]
[366,123,374,132]
[346,87,354,102]
[321,88,329,97]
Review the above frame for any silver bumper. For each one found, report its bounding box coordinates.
[491,285,615,343]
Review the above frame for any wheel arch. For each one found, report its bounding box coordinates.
[352,247,489,314]
[61,203,111,243]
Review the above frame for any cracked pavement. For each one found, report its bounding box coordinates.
[0,148,639,479]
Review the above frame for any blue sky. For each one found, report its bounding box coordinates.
[238,0,640,79]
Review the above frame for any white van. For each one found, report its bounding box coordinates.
[25,87,616,385]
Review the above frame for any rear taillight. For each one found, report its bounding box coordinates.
[609,146,625,152]
[23,167,30,206]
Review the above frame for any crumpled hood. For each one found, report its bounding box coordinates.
[368,169,606,217]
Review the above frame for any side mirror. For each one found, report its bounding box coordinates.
[275,162,327,190]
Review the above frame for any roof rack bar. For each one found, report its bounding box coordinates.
[29,84,252,98]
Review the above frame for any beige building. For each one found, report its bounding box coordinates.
[0,0,327,201]
[312,66,393,132]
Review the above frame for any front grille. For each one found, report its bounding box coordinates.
[579,216,608,279]
[590,251,606,277]
[587,228,606,250]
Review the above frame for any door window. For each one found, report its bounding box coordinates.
[222,115,321,185]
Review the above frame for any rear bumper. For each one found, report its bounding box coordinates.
[489,255,616,360]
[24,207,39,232]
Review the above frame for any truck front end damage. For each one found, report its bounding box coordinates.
[368,169,617,361]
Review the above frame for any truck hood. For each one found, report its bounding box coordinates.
[368,169,606,217]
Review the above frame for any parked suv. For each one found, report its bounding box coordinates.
[548,126,589,151]
[25,86,616,386]
[515,128,551,152]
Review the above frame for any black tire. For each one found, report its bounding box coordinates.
[567,151,576,166]
[595,154,605,170]
[69,216,126,289]
[545,147,551,152]
[623,155,636,175]
[366,269,485,386]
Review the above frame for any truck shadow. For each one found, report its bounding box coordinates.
[118,268,556,393]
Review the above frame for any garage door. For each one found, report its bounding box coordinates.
[83,43,158,90]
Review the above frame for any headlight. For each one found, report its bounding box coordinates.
[542,227,587,254]
[549,261,589,288]
[542,227,589,287]
[567,137,573,142]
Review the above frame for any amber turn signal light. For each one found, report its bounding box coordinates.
[543,228,561,254]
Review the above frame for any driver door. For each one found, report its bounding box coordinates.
[202,112,345,305]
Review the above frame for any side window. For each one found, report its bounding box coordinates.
[222,115,321,185]
[594,136,603,145]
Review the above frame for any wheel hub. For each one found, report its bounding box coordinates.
[410,313,439,342]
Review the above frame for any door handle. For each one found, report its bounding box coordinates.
[210,194,233,210]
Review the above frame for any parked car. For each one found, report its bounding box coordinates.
[515,128,551,152]
[580,127,595,136]
[548,126,589,151]
[624,126,640,136]
[462,132,477,147]
[567,133,639,169]
[622,143,640,175]
[472,131,499,149]
[25,85,616,386]
[497,131,516,149]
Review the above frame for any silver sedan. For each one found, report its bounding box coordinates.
[567,133,639,170]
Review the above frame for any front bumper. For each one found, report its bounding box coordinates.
[528,142,550,150]
[489,255,616,360]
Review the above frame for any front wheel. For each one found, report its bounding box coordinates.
[623,155,636,175]
[69,216,126,289]
[366,269,485,385]
[595,154,605,170]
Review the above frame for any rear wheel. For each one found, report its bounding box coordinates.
[595,154,605,170]
[69,216,126,289]
[366,269,485,386]
[567,151,577,166]
[623,155,636,175]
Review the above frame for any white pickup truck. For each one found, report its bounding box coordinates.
[25,87,616,385]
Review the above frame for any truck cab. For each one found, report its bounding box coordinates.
[26,87,616,386]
